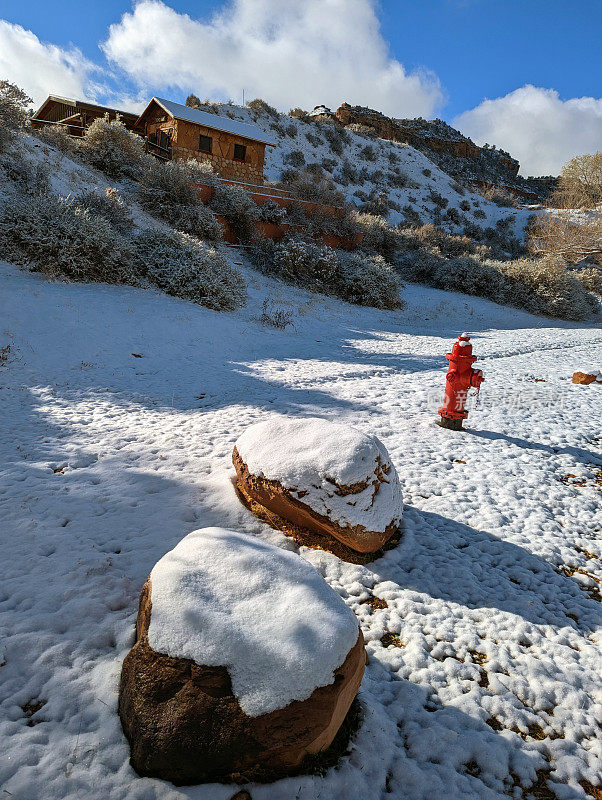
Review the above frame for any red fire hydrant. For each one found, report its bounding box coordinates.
[437,333,484,431]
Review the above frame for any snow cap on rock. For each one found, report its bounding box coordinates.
[148,527,360,717]
[234,416,403,534]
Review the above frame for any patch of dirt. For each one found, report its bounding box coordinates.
[580,781,602,799]
[364,594,388,611]
[21,699,45,726]
[557,565,601,602]
[380,632,404,648]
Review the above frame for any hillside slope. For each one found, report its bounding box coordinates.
[193,99,532,238]
[1,257,601,800]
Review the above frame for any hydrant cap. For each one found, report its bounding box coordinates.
[460,332,470,339]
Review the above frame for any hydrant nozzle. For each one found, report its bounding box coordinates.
[437,333,484,431]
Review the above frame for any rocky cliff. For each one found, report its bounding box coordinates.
[333,103,552,202]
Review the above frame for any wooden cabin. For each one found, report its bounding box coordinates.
[134,97,276,184]
[30,96,138,136]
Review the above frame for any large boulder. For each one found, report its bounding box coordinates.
[119,528,365,785]
[233,417,403,556]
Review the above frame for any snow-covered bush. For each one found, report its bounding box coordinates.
[80,115,146,179]
[252,235,402,309]
[138,159,222,240]
[0,191,128,283]
[269,235,339,288]
[283,150,305,168]
[208,184,260,242]
[0,80,30,151]
[498,255,598,320]
[258,200,286,224]
[288,107,311,122]
[573,266,602,294]
[0,146,49,195]
[355,212,402,263]
[33,123,77,154]
[132,229,246,311]
[76,187,134,233]
[247,98,278,119]
[336,251,403,309]
[398,240,597,320]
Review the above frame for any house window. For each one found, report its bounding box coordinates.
[233,143,246,162]
[199,134,212,153]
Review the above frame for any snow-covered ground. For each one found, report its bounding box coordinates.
[1,259,601,800]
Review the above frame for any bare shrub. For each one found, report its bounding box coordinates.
[556,152,602,208]
[305,131,323,147]
[459,200,471,212]
[280,167,347,206]
[473,208,486,219]
[138,159,222,239]
[498,254,597,320]
[80,115,145,179]
[0,147,49,194]
[132,229,246,311]
[361,144,377,161]
[252,235,401,309]
[475,184,518,208]
[528,208,602,264]
[401,205,423,227]
[259,298,294,329]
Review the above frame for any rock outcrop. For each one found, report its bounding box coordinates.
[233,417,403,557]
[119,528,365,785]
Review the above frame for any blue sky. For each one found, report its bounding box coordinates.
[1,0,602,174]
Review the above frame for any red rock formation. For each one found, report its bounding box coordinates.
[233,446,400,556]
[119,577,366,785]
[572,372,598,385]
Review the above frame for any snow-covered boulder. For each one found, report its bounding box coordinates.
[118,528,365,784]
[233,417,403,557]
[572,371,600,385]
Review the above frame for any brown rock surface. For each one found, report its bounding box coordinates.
[572,372,598,385]
[119,578,365,785]
[233,447,400,556]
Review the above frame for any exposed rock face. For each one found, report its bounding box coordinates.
[333,103,558,202]
[233,417,403,556]
[119,529,365,785]
[572,371,599,385]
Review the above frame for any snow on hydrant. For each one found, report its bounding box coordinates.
[437,333,484,431]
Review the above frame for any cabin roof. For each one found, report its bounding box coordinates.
[136,97,277,146]
[32,95,139,123]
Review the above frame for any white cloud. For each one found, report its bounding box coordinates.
[454,85,602,176]
[102,0,444,118]
[0,20,99,108]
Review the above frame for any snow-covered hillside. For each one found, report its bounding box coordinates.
[202,100,532,237]
[1,256,601,800]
